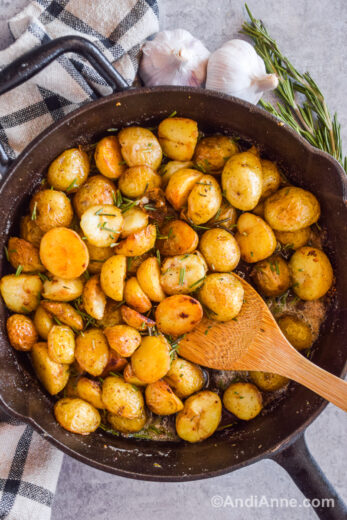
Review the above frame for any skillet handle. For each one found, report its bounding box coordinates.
[271,434,346,520]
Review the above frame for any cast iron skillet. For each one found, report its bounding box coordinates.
[0,37,346,519]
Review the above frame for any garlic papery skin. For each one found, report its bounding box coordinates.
[140,29,210,87]
[206,39,278,104]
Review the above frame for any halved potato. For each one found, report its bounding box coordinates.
[30,190,73,232]
[160,252,207,295]
[7,237,45,272]
[47,148,90,192]
[164,358,204,398]
[54,397,100,434]
[131,335,171,383]
[158,117,198,161]
[97,300,122,328]
[31,341,69,395]
[73,175,116,219]
[161,160,193,187]
[82,275,106,320]
[118,166,161,198]
[107,409,147,433]
[187,174,222,225]
[157,220,198,256]
[114,224,156,257]
[0,274,42,313]
[235,213,276,263]
[121,207,148,238]
[155,295,203,336]
[100,255,126,301]
[42,276,83,302]
[34,305,54,339]
[123,363,147,386]
[124,277,152,313]
[176,390,222,442]
[75,329,109,376]
[47,325,75,364]
[145,380,183,415]
[40,301,84,331]
[222,151,263,211]
[118,126,162,170]
[120,305,155,331]
[94,136,126,179]
[136,257,166,302]
[165,168,203,210]
[102,375,144,418]
[104,324,141,357]
[6,314,38,351]
[80,204,123,247]
[223,382,263,420]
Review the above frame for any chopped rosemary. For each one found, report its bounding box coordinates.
[4,246,9,261]
[179,267,186,286]
[156,249,161,266]
[31,202,37,220]
[189,276,206,289]
[66,178,78,192]
[168,110,177,118]
[15,265,23,276]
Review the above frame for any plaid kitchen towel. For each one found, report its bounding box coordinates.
[0,1,159,519]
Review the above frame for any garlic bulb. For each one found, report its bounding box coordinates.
[206,39,278,104]
[140,29,210,87]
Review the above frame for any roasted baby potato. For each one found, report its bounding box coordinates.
[278,315,313,351]
[101,348,127,376]
[97,300,122,328]
[165,168,202,210]
[75,329,109,376]
[20,215,44,248]
[124,277,152,313]
[155,295,203,336]
[198,273,244,322]
[275,227,311,250]
[107,409,147,433]
[289,247,333,300]
[75,377,105,409]
[6,314,38,351]
[157,220,198,256]
[207,200,238,231]
[235,213,277,263]
[104,324,141,357]
[121,207,148,238]
[161,160,193,187]
[120,305,155,331]
[73,175,116,219]
[176,390,221,442]
[115,224,156,257]
[158,117,198,161]
[100,255,126,301]
[118,126,162,170]
[251,255,291,297]
[40,301,84,331]
[82,275,106,320]
[123,363,147,386]
[136,257,166,302]
[164,357,204,398]
[47,148,89,192]
[94,136,126,179]
[160,252,207,295]
[264,187,320,231]
[54,397,100,434]
[80,204,123,247]
[250,371,289,391]
[84,240,113,274]
[0,274,42,313]
[222,151,263,211]
[187,174,222,225]
[102,375,144,418]
[260,159,281,199]
[118,166,161,198]
[40,227,89,280]
[199,228,240,272]
[223,382,263,420]
[131,335,171,383]
[34,305,54,339]
[194,136,239,173]
[7,237,44,272]
[145,380,183,415]
[31,341,69,395]
[48,325,75,364]
[30,190,73,232]
[42,276,83,302]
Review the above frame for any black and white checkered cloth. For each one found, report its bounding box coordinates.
[0,1,159,518]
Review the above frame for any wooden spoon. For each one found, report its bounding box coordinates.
[179,274,347,412]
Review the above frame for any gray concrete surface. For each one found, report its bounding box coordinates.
[0,0,346,519]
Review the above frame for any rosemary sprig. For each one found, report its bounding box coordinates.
[241,4,346,171]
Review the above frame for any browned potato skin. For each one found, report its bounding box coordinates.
[118,127,162,170]
[73,175,116,219]
[165,168,203,210]
[6,314,38,351]
[275,227,311,250]
[121,305,156,331]
[187,174,222,225]
[136,257,166,302]
[34,305,54,339]
[124,277,152,313]
[278,315,313,351]
[164,358,204,398]
[101,348,127,377]
[235,213,277,263]
[104,325,141,357]
[76,377,105,409]
[107,409,147,433]
[0,274,42,314]
[194,136,239,173]
[118,166,161,198]
[47,325,75,364]
[75,329,109,376]
[41,301,84,331]
[158,117,198,161]
[102,375,144,418]
[94,136,126,179]
[30,190,73,232]
[157,220,198,256]
[252,201,264,217]
[115,224,156,257]
[84,240,113,274]
[54,397,100,434]
[47,148,90,192]
[20,215,44,248]
[223,382,263,420]
[289,247,333,300]
[155,295,203,337]
[250,371,289,391]
[264,187,320,231]
[82,275,106,320]
[131,335,171,383]
[199,228,240,272]
[97,300,122,328]
[121,207,149,238]
[8,237,45,272]
[260,159,281,199]
[198,273,244,322]
[251,256,291,297]
[31,342,69,395]
[145,380,183,415]
[207,200,238,231]
[123,363,147,386]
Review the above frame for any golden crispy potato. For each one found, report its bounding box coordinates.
[165,358,204,398]
[73,175,116,219]
[102,375,144,418]
[101,348,127,377]
[54,397,100,434]
[252,201,264,217]
[107,409,147,433]
[157,220,198,256]
[97,300,122,328]
[223,382,263,420]
[115,224,156,257]
[94,136,126,179]
[31,342,69,395]
[120,305,155,331]
[124,277,152,313]
[42,276,83,302]
[235,213,276,263]
[118,127,162,170]
[158,117,198,161]
[187,174,222,225]
[0,274,42,313]
[100,255,126,301]
[145,380,183,415]
[207,200,238,231]
[7,237,44,272]
[104,325,141,357]
[199,228,240,272]
[40,227,89,280]
[250,371,289,391]
[165,168,202,210]
[80,204,123,247]
[161,160,193,187]
[48,325,75,364]
[75,329,109,376]
[222,151,263,211]
[160,252,207,295]
[155,295,203,336]
[47,148,89,192]
[123,363,147,386]
[40,301,84,331]
[275,227,311,250]
[118,166,161,198]
[82,275,106,320]
[131,335,171,383]
[20,215,44,248]
[126,252,151,275]
[34,305,54,339]
[251,255,291,297]
[84,240,113,274]
[75,377,105,409]
[278,315,313,351]
[136,257,166,302]
[260,159,281,199]
[176,390,221,442]
[264,187,320,231]
[6,314,38,351]
[30,190,73,232]
[121,207,148,238]
[198,273,244,322]
[289,247,333,300]
[194,136,239,174]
